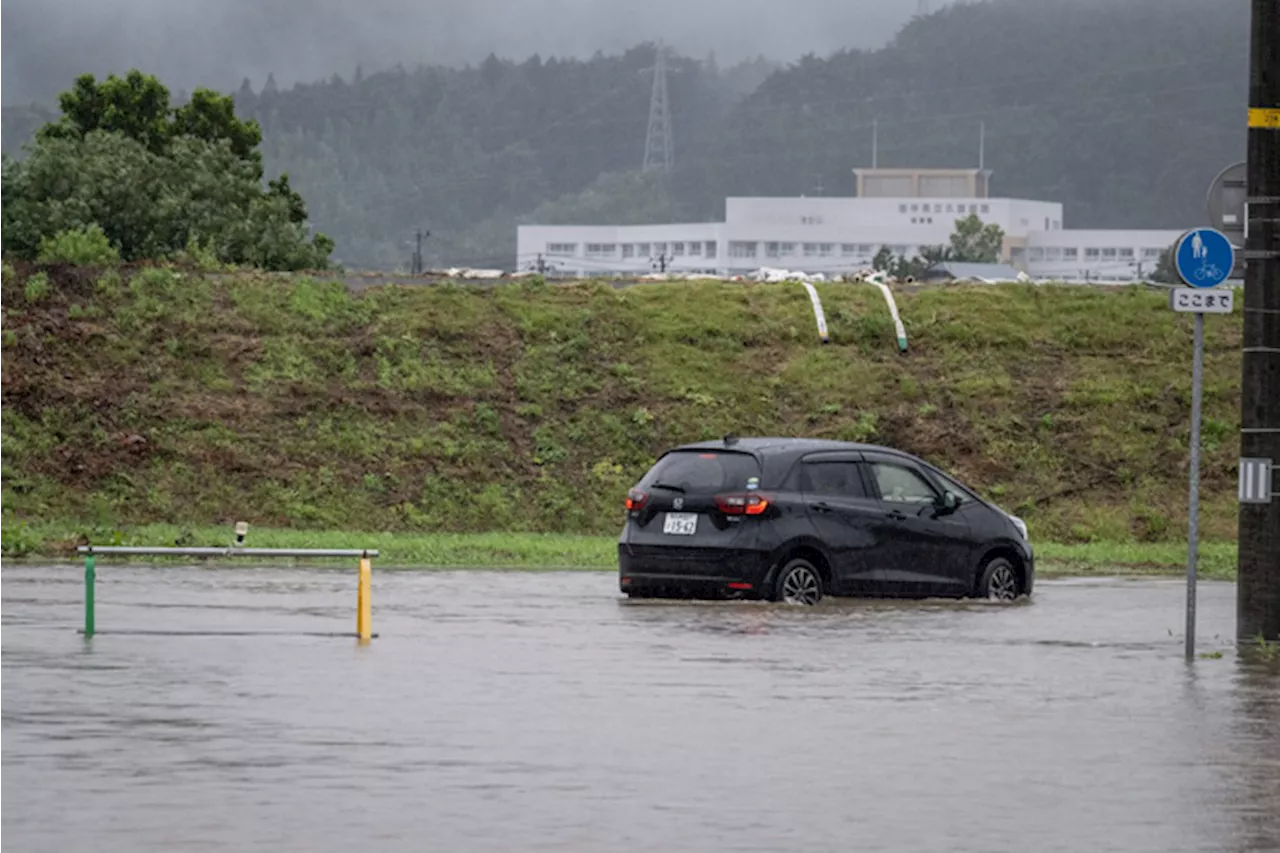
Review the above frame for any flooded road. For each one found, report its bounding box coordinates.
[4,565,1278,852]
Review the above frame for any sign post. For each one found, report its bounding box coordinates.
[1171,228,1236,661]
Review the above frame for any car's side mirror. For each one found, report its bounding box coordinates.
[939,491,959,512]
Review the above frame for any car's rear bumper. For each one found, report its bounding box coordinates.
[618,544,771,598]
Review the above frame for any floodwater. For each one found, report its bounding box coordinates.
[3,565,1278,853]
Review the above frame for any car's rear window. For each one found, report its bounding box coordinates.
[638,450,761,494]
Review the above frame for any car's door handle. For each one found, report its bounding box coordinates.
[887,509,907,522]
[812,502,832,514]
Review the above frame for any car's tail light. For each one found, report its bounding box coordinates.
[715,493,770,516]
[625,489,649,511]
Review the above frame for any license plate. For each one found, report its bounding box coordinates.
[662,513,698,535]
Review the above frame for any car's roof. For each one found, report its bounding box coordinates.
[672,436,899,458]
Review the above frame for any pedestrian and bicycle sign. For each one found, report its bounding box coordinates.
[1174,228,1235,288]
[1168,227,1236,662]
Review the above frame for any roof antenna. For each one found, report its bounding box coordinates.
[723,433,738,446]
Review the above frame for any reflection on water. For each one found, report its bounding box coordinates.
[3,566,1277,852]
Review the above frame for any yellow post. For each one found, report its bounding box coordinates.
[356,557,372,643]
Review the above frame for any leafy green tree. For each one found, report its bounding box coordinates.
[3,72,331,270]
[947,214,1005,263]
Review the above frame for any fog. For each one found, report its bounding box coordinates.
[1,0,943,104]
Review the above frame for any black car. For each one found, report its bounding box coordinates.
[618,436,1033,605]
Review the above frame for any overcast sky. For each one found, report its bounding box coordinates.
[1,0,937,104]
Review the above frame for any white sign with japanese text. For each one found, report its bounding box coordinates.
[1169,287,1234,314]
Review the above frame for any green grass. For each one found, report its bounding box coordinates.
[1,264,1244,550]
[2,520,1237,579]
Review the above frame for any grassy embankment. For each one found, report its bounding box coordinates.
[1,263,1243,577]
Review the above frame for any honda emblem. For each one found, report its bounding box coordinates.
[673,498,684,510]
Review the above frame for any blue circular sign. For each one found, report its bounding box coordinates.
[1174,228,1235,288]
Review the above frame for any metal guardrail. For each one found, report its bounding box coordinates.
[77,547,378,557]
[76,539,377,642]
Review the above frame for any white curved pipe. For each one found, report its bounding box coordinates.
[867,280,908,353]
[798,281,830,344]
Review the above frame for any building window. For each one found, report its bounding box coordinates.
[1064,247,1079,260]
[779,242,796,256]
[841,243,859,257]
[653,242,667,255]
[1085,248,1100,260]
[1028,247,1044,261]
[1045,247,1062,261]
[859,244,875,254]
[546,243,576,256]
[1118,248,1134,259]
[689,241,702,256]
[934,204,943,213]
[585,243,617,258]
[801,215,824,225]
[729,241,757,259]
[910,204,919,212]
[672,242,685,256]
[621,244,635,259]
[765,242,780,258]
[980,204,990,214]
[1142,247,1162,260]
[899,204,908,213]
[636,243,651,257]
[945,204,954,213]
[1101,248,1118,259]
[705,242,717,258]
[803,243,819,257]
[1011,247,1026,261]
[818,243,834,257]
[969,204,978,214]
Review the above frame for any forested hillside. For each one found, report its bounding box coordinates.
[1,0,1248,270]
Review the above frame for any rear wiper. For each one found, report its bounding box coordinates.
[650,482,686,493]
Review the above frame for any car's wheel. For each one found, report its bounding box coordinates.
[776,558,824,606]
[977,556,1020,601]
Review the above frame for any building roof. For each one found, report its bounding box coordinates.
[925,262,1024,282]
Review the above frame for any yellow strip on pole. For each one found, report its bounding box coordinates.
[357,557,372,643]
[1247,107,1280,129]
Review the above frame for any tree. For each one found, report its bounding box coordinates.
[948,213,1005,263]
[3,72,331,270]
[1152,241,1179,283]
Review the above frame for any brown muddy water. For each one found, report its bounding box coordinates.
[3,565,1278,852]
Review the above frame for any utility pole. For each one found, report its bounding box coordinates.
[1239,0,1280,642]
[411,229,429,275]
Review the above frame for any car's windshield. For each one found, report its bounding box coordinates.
[638,450,761,494]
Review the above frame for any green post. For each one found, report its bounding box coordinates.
[84,554,95,637]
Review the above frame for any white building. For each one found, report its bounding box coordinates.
[516,168,1186,282]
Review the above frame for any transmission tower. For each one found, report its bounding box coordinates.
[642,42,674,173]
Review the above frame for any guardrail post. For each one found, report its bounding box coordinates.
[357,557,372,643]
[84,553,96,638]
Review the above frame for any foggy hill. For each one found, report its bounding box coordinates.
[2,0,1249,270]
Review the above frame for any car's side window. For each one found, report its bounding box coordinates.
[870,462,937,505]
[802,462,867,499]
